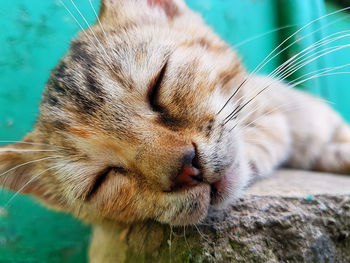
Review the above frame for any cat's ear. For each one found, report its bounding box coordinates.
[144,0,185,18]
[100,0,186,20]
[0,139,50,197]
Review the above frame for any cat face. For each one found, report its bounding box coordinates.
[0,0,249,225]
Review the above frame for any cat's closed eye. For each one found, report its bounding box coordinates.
[87,166,128,200]
[148,62,168,112]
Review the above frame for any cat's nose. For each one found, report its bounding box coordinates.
[172,151,203,190]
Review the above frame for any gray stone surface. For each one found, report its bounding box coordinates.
[248,170,350,197]
[99,170,350,263]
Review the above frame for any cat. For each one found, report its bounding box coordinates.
[1,0,350,261]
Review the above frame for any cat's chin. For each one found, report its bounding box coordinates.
[157,182,211,226]
[162,164,249,226]
[160,172,247,226]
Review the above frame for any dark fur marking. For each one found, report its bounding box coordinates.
[52,120,68,131]
[53,61,68,80]
[158,114,183,129]
[85,69,106,104]
[72,89,98,113]
[46,95,60,107]
[206,118,214,138]
[70,41,94,65]
[211,150,225,174]
[53,81,66,96]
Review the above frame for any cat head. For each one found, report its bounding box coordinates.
[0,0,250,226]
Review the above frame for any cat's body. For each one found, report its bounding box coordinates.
[1,0,350,261]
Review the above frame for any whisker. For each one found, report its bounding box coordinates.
[183,226,192,253]
[250,7,350,78]
[0,148,57,153]
[288,63,350,86]
[168,225,173,263]
[227,31,348,119]
[58,0,114,72]
[217,79,247,115]
[59,0,90,38]
[260,43,350,97]
[70,0,120,74]
[268,33,346,81]
[227,84,331,131]
[224,84,272,124]
[257,18,349,80]
[4,165,61,207]
[0,156,62,178]
[225,39,350,123]
[194,224,209,242]
[232,99,320,133]
[0,141,65,149]
[70,0,109,57]
[88,0,118,61]
[219,8,349,114]
[233,24,297,48]
[291,71,350,88]
[270,32,350,82]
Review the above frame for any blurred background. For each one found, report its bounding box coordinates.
[0,0,349,262]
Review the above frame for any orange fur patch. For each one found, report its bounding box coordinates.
[70,127,91,138]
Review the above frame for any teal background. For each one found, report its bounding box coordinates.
[0,0,349,262]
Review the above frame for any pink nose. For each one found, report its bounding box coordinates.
[172,151,202,190]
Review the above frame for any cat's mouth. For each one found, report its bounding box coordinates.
[171,174,230,206]
[163,165,245,226]
[161,175,232,226]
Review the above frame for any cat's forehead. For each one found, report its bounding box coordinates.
[41,0,244,138]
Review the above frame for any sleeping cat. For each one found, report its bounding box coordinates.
[1,0,350,261]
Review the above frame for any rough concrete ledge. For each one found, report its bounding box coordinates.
[101,170,350,263]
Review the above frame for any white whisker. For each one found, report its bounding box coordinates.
[58,0,115,72]
[291,71,350,88]
[233,99,321,133]
[267,43,350,91]
[288,63,350,86]
[250,7,350,78]
[0,148,57,153]
[0,141,64,149]
[233,24,297,48]
[276,30,350,76]
[225,32,349,120]
[194,224,209,242]
[168,225,173,263]
[70,0,110,59]
[0,156,62,178]
[183,226,191,253]
[88,0,118,61]
[225,38,350,123]
[4,165,61,207]
[219,8,350,115]
[271,32,350,81]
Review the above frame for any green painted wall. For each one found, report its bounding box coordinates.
[0,0,349,262]
[324,1,350,122]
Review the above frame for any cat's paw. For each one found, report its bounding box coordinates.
[314,124,350,174]
[314,142,350,174]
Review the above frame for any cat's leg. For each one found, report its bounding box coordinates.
[241,74,350,178]
[242,111,292,179]
[264,77,350,174]
[289,119,350,174]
